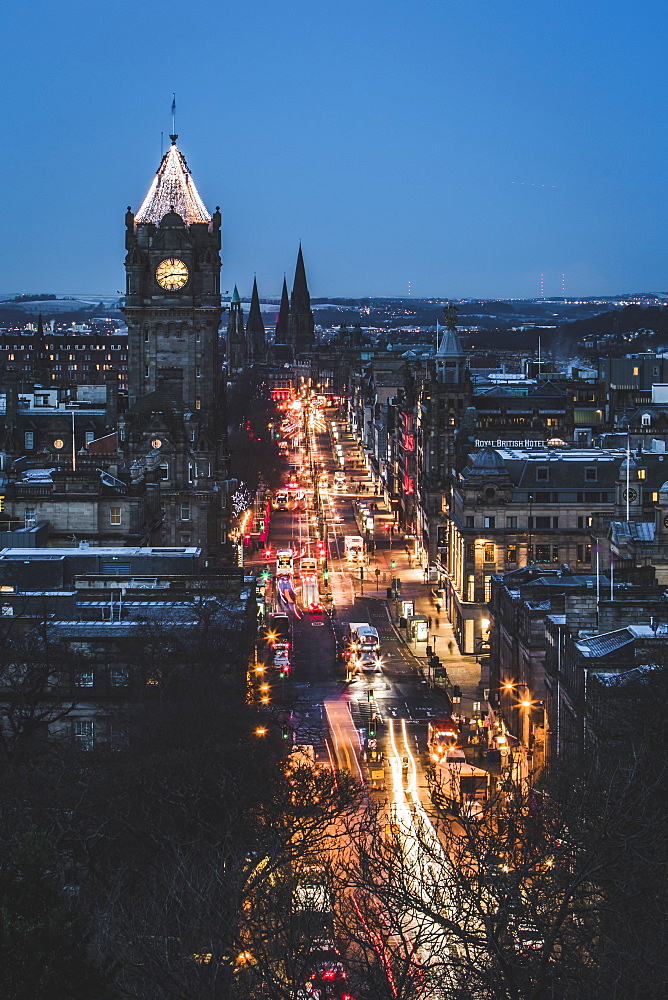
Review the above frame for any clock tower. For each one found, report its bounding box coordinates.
[121,134,229,557]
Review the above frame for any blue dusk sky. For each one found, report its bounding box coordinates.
[3,0,666,300]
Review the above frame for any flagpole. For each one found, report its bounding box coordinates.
[171,93,176,136]
[626,433,630,521]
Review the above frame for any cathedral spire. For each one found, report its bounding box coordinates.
[274,277,290,346]
[135,138,211,226]
[288,245,315,353]
[291,243,310,312]
[246,277,267,364]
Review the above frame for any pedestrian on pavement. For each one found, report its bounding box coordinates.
[435,615,440,628]
[428,616,432,630]
[448,639,455,655]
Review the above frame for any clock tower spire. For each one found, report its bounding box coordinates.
[121,136,229,557]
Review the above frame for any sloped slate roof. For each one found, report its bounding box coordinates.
[575,628,637,658]
[609,520,656,545]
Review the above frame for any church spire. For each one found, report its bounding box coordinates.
[226,285,244,371]
[246,277,266,364]
[291,243,310,313]
[135,138,211,226]
[274,277,290,346]
[288,245,315,353]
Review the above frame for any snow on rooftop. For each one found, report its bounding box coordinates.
[20,468,55,482]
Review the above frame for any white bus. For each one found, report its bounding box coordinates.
[344,535,365,563]
[276,550,294,576]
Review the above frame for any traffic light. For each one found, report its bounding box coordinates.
[282,725,289,739]
[323,566,329,581]
[368,690,375,702]
[390,559,396,569]
[261,569,270,582]
[0,496,4,512]
[369,720,376,737]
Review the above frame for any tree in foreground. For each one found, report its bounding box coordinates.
[0,834,114,1000]
[339,749,668,1000]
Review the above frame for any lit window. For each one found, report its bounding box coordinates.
[195,397,201,410]
[484,543,495,563]
[652,492,659,502]
[85,431,94,445]
[74,720,94,750]
[110,507,121,525]
[637,469,646,480]
[75,670,94,688]
[633,366,640,376]
[507,544,517,563]
[484,516,495,529]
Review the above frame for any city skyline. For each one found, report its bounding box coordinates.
[4,0,666,300]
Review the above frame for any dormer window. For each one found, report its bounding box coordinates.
[641,413,651,427]
[637,468,646,480]
[536,467,549,482]
[585,467,597,482]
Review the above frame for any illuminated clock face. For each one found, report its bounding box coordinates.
[155,258,189,290]
[663,514,668,528]
[623,488,638,502]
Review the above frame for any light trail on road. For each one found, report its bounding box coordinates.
[386,719,463,997]
[324,699,364,783]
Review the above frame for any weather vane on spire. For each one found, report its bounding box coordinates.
[170,93,177,143]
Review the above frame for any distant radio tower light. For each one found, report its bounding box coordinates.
[408,280,412,297]
[561,272,566,296]
[540,273,545,299]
